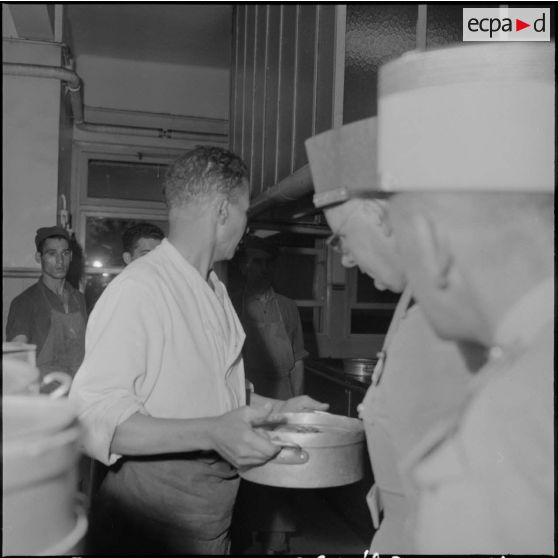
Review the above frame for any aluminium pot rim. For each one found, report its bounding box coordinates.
[265,411,364,447]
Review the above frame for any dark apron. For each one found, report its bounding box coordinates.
[87,453,240,555]
[36,286,86,378]
[241,294,296,399]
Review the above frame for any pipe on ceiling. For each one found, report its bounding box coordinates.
[248,164,314,218]
[2,62,219,140]
[3,62,313,214]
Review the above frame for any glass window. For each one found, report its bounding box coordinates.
[87,160,168,202]
[84,216,168,269]
[356,271,399,304]
[84,273,118,314]
[273,252,320,300]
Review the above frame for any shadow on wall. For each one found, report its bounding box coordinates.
[67,234,84,291]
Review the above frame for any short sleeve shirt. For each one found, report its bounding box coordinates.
[233,289,308,362]
[6,280,87,353]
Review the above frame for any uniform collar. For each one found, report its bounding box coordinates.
[493,276,554,351]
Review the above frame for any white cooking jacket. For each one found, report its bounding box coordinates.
[69,239,246,466]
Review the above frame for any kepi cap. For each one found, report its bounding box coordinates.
[377,42,555,192]
[35,226,70,250]
[305,117,382,209]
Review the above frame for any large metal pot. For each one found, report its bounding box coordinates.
[2,396,83,555]
[240,411,365,488]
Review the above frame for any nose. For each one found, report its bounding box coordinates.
[55,253,64,264]
[341,253,357,268]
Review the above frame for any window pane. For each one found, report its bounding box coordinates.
[84,273,118,314]
[356,270,400,303]
[298,306,322,334]
[84,217,168,268]
[273,252,319,300]
[88,160,167,202]
[350,308,394,334]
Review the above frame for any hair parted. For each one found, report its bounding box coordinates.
[163,146,250,208]
[122,222,165,254]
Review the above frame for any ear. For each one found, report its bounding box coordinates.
[216,197,229,225]
[35,251,42,264]
[122,252,132,265]
[362,199,391,236]
[412,213,453,291]
[360,199,382,225]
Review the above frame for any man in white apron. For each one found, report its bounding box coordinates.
[70,146,327,555]
[6,226,87,379]
[379,43,554,553]
[231,234,308,553]
[305,118,484,554]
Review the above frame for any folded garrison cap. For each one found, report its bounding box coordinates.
[35,226,70,250]
[305,117,380,209]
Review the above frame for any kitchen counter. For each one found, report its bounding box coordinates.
[305,358,371,418]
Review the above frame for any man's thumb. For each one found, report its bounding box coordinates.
[249,401,273,422]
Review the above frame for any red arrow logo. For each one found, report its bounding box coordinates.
[516,18,530,31]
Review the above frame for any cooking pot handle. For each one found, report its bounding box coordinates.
[41,372,72,399]
[271,439,309,465]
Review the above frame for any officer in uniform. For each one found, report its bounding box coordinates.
[305,117,484,554]
[378,42,554,554]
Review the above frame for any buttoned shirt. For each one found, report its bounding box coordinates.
[69,239,246,466]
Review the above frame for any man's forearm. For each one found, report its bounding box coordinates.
[109,406,285,469]
[110,412,216,456]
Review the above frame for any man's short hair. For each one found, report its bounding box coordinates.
[238,234,280,263]
[162,146,249,208]
[122,222,165,254]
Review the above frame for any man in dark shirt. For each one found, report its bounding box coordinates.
[231,234,308,554]
[232,234,307,399]
[6,226,87,378]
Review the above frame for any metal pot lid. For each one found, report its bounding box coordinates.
[262,411,364,448]
[3,396,78,441]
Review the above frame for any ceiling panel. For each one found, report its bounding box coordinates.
[66,4,233,68]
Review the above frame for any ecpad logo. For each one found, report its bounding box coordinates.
[463,8,550,42]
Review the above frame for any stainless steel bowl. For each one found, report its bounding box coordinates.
[342,358,376,379]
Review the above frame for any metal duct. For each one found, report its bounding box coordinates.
[248,164,314,218]
[2,62,221,140]
[4,62,311,214]
[3,63,84,123]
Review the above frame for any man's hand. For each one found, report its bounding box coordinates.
[207,403,282,468]
[272,395,329,415]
